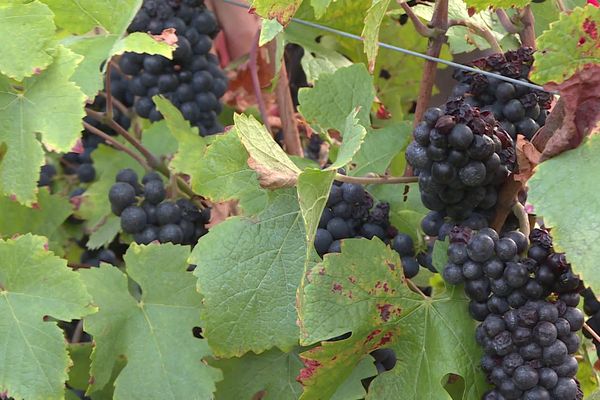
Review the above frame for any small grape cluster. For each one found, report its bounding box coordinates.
[582,288,600,361]
[119,0,227,135]
[62,69,134,184]
[315,181,434,278]
[406,99,515,223]
[451,47,552,141]
[37,164,57,188]
[442,227,583,399]
[108,168,210,245]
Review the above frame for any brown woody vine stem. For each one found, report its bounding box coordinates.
[584,323,600,343]
[249,30,272,134]
[105,62,114,122]
[99,91,130,118]
[72,320,84,344]
[519,6,536,49]
[335,173,418,185]
[398,2,436,37]
[495,9,520,34]
[274,54,304,156]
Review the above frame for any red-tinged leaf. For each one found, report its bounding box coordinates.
[540,64,600,159]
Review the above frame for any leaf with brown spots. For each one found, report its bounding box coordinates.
[297,238,489,399]
[515,134,542,181]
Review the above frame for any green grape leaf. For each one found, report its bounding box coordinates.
[0,1,55,80]
[65,32,174,98]
[362,0,391,71]
[212,349,304,400]
[465,0,530,11]
[284,24,352,83]
[235,113,301,188]
[192,129,268,215]
[350,122,411,177]
[0,190,72,253]
[250,0,303,24]
[260,19,285,45]
[86,215,121,250]
[43,0,141,35]
[328,109,367,170]
[297,169,336,253]
[298,64,375,132]
[80,243,222,399]
[0,234,95,400]
[298,238,487,399]
[332,356,377,400]
[190,190,306,357]
[152,96,208,185]
[528,134,600,291]
[0,45,86,205]
[531,6,600,84]
[311,0,333,18]
[78,145,144,244]
[67,343,93,391]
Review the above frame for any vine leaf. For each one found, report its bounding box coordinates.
[192,129,268,215]
[190,190,306,357]
[537,66,600,159]
[153,96,208,184]
[362,0,391,71]
[212,349,304,400]
[65,32,174,98]
[260,18,285,45]
[0,190,72,253]
[43,0,141,35]
[80,243,222,399]
[328,109,367,170]
[0,234,96,400]
[0,1,55,80]
[297,169,336,254]
[250,0,303,24]
[235,113,301,188]
[0,45,86,206]
[350,122,412,177]
[464,0,530,11]
[528,134,600,291]
[297,238,488,399]
[298,64,375,132]
[531,5,600,84]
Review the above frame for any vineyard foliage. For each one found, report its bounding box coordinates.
[0,0,599,399]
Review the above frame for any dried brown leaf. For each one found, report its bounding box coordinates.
[247,157,298,189]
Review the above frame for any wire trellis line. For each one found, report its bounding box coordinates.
[219,0,558,95]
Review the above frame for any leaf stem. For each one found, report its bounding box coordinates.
[584,323,600,343]
[82,121,150,170]
[335,173,418,185]
[512,201,531,238]
[407,279,429,299]
[105,62,114,122]
[555,0,567,12]
[72,320,84,344]
[397,1,436,38]
[448,19,502,53]
[98,91,131,118]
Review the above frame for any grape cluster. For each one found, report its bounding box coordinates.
[315,181,434,278]
[62,69,134,184]
[442,227,583,399]
[108,168,210,245]
[451,48,552,141]
[406,99,515,224]
[582,288,600,360]
[118,0,227,135]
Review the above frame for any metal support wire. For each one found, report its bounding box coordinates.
[219,0,558,95]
